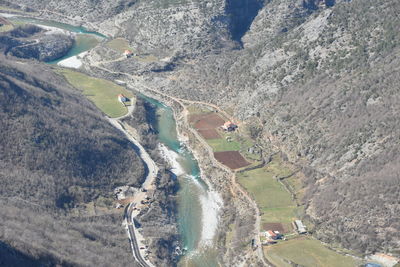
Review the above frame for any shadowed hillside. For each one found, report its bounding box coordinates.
[4,0,400,259]
[0,57,144,266]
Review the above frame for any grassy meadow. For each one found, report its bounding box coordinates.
[237,156,299,230]
[106,38,132,53]
[206,138,241,152]
[264,238,362,267]
[59,69,134,118]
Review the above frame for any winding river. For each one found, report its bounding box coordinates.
[15,16,221,267]
[141,95,220,267]
[8,16,106,64]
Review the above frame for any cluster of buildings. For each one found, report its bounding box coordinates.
[123,49,134,58]
[263,230,284,244]
[262,220,308,246]
[221,121,238,132]
[123,49,139,58]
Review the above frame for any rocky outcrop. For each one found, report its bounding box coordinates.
[0,57,145,266]
[9,34,74,61]
[6,0,400,258]
[0,24,74,62]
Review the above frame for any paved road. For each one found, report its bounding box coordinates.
[107,118,158,188]
[95,59,268,266]
[125,204,150,267]
[108,108,158,267]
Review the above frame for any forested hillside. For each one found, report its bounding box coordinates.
[0,57,144,266]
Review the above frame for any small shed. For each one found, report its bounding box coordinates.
[294,220,307,234]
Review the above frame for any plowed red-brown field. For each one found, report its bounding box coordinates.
[191,113,225,129]
[190,112,225,139]
[198,129,220,139]
[214,151,250,169]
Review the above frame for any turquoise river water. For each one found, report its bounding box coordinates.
[140,95,219,267]
[15,16,220,267]
[8,16,106,64]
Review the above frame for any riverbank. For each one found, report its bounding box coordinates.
[81,38,373,266]
[7,11,350,266]
[119,98,180,266]
[137,93,225,266]
[40,18,266,263]
[124,85,264,266]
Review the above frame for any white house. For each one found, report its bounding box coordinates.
[118,94,128,104]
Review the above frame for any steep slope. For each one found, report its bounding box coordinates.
[4,0,400,257]
[154,0,400,255]
[0,57,144,266]
[0,24,74,62]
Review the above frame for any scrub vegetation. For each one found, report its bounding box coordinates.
[3,0,400,262]
[0,58,144,266]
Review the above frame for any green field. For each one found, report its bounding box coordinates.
[206,138,241,152]
[187,105,213,115]
[264,238,362,267]
[285,174,305,202]
[205,131,259,160]
[106,38,132,53]
[237,156,299,229]
[59,69,134,118]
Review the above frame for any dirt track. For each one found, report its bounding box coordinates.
[87,54,269,266]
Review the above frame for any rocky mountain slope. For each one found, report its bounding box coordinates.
[5,0,400,258]
[136,0,400,255]
[169,0,400,255]
[0,57,145,266]
[0,24,74,61]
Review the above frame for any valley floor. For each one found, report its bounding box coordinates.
[2,6,398,266]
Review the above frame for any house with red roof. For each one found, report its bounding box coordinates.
[123,50,133,58]
[118,94,129,105]
[222,121,238,132]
